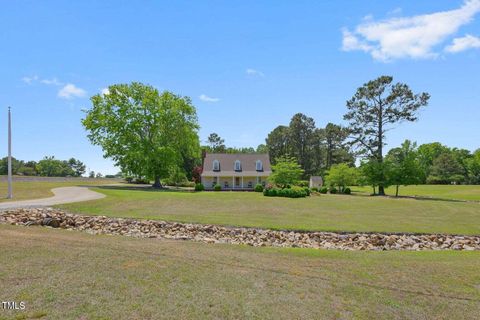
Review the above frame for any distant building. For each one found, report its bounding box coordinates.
[201,152,272,190]
[309,176,323,188]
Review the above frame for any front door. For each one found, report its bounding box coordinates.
[235,177,240,187]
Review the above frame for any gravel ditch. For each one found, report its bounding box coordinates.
[1,208,479,251]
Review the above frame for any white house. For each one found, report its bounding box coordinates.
[201,152,272,190]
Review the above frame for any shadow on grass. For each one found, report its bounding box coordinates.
[95,185,194,193]
[351,190,479,203]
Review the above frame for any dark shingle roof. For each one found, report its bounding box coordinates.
[202,153,271,176]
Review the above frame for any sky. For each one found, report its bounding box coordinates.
[1,0,479,174]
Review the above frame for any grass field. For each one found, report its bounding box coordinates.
[352,185,480,201]
[0,176,122,202]
[1,224,479,320]
[59,186,480,235]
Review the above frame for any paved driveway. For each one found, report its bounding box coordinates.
[0,187,105,209]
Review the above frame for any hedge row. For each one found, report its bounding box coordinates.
[263,186,310,198]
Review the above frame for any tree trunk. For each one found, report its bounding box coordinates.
[396,185,399,197]
[372,186,376,195]
[378,185,385,196]
[152,176,162,189]
[377,102,385,196]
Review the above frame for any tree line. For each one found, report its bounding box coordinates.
[1,156,86,177]
[81,78,478,190]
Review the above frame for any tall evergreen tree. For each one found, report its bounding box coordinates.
[344,76,429,195]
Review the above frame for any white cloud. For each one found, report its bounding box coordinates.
[246,68,265,77]
[199,94,220,102]
[342,0,480,61]
[101,88,110,95]
[445,34,480,52]
[58,83,87,99]
[21,75,39,84]
[40,78,62,86]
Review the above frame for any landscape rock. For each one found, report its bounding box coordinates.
[1,208,479,251]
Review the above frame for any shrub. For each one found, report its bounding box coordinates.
[214,184,221,191]
[194,183,204,191]
[343,187,351,195]
[254,183,264,192]
[178,181,195,188]
[310,187,318,192]
[304,187,310,196]
[320,187,328,194]
[297,180,309,187]
[125,176,133,183]
[263,186,308,198]
[329,187,338,194]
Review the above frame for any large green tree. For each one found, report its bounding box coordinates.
[268,155,304,188]
[82,82,200,188]
[266,125,291,164]
[468,149,480,184]
[323,123,352,169]
[325,163,357,193]
[344,76,430,195]
[417,142,450,183]
[385,140,422,196]
[0,157,23,175]
[37,156,75,177]
[288,113,316,175]
[68,158,86,177]
[206,133,226,152]
[427,152,464,184]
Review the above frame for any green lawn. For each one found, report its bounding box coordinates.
[59,186,480,235]
[1,224,479,320]
[353,184,480,201]
[0,177,122,202]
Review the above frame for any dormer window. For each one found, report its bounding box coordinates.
[234,160,241,171]
[213,160,220,171]
[256,160,263,171]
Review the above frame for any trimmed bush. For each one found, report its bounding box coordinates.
[304,187,311,196]
[343,187,351,195]
[214,184,221,191]
[125,176,133,183]
[254,183,264,192]
[194,183,204,191]
[177,181,195,188]
[329,187,338,194]
[263,186,308,198]
[310,187,318,192]
[319,187,328,194]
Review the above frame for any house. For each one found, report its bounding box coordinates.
[201,152,272,190]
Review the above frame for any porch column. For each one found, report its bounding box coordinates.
[232,176,235,190]
[241,176,244,189]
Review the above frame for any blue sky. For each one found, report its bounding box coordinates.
[1,1,479,174]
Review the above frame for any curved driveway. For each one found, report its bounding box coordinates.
[0,187,105,210]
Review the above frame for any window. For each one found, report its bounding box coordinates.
[213,160,220,171]
[256,160,263,171]
[234,160,241,171]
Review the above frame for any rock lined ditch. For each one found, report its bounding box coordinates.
[1,208,479,251]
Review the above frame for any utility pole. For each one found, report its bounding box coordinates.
[7,107,12,199]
